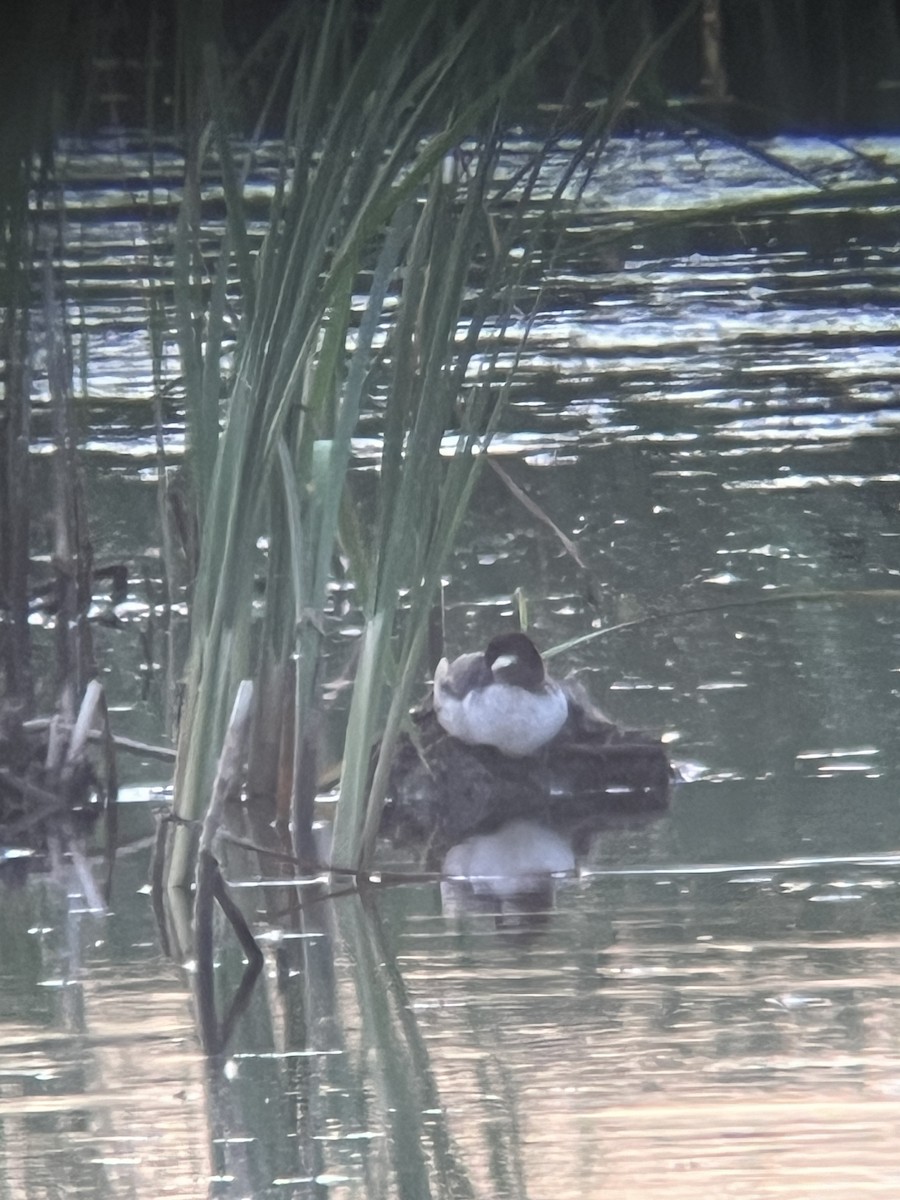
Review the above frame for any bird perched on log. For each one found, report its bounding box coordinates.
[432,632,569,758]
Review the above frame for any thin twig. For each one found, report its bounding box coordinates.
[546,587,900,659]
[212,865,264,1051]
[487,457,599,593]
[0,768,63,810]
[23,718,176,762]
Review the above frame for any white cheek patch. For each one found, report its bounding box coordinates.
[491,654,518,671]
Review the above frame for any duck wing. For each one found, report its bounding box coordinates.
[433,651,491,700]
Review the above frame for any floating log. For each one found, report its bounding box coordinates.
[384,695,672,864]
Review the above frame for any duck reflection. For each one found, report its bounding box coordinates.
[440,818,576,926]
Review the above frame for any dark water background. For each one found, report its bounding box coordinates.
[3,132,900,1197]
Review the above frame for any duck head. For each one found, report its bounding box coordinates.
[484,632,548,692]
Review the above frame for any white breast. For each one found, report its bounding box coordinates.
[434,680,568,757]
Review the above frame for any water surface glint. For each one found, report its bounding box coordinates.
[4,131,900,1198]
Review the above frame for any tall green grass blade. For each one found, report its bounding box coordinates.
[168,0,668,887]
[202,41,256,321]
[335,128,552,867]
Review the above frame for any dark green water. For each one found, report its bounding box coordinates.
[3,132,900,1197]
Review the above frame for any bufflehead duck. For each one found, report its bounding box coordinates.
[432,632,569,757]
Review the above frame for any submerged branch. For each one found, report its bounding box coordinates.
[22,718,176,763]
